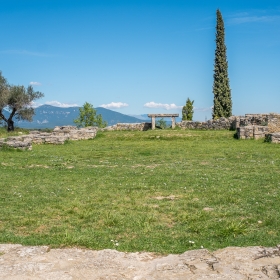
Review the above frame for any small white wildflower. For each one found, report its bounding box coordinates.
[201,245,204,249]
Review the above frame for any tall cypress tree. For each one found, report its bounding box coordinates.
[182,98,194,121]
[212,9,232,119]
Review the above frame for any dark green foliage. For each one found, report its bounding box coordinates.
[182,98,194,120]
[212,10,232,119]
[74,102,107,128]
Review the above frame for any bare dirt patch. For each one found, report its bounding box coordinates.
[153,195,177,200]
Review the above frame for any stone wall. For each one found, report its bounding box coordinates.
[177,113,280,143]
[177,114,280,132]
[0,126,98,150]
[0,135,32,150]
[236,114,280,141]
[237,125,269,140]
[1,114,280,150]
[176,116,237,130]
[102,122,151,131]
[237,114,280,129]
[265,133,280,144]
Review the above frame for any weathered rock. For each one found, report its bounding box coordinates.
[0,126,99,150]
[234,114,280,141]
[102,123,151,131]
[237,125,269,140]
[265,132,280,144]
[177,116,237,130]
[1,244,280,279]
[0,136,32,150]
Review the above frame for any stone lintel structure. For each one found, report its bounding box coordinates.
[148,114,179,130]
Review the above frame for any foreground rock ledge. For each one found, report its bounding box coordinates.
[1,244,280,279]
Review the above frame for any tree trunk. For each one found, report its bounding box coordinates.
[7,119,14,132]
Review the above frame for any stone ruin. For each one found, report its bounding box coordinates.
[236,113,280,143]
[177,113,280,143]
[0,126,98,150]
[102,122,151,131]
[1,113,280,151]
[0,124,154,150]
[177,116,237,130]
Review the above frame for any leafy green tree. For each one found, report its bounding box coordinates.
[182,98,194,120]
[74,102,107,128]
[212,9,232,119]
[0,72,44,131]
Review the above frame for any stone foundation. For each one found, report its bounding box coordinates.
[1,114,280,150]
[0,126,98,150]
[177,116,237,130]
[265,132,280,144]
[0,136,32,150]
[237,125,269,140]
[177,113,280,143]
[102,122,151,131]
[236,114,280,142]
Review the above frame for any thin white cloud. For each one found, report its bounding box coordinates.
[30,101,43,108]
[227,11,280,25]
[45,101,79,108]
[194,106,212,112]
[0,49,52,57]
[229,16,279,25]
[30,81,42,86]
[99,102,129,109]
[144,102,182,110]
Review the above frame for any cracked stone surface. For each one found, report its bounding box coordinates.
[1,244,280,279]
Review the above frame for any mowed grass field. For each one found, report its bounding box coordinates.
[0,128,280,254]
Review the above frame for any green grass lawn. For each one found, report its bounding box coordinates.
[0,129,280,254]
[0,127,30,139]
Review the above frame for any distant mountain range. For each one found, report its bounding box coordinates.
[1,105,151,129]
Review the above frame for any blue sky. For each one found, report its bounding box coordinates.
[0,0,279,121]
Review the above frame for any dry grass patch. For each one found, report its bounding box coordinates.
[153,195,177,200]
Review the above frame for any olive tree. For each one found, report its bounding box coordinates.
[0,72,44,131]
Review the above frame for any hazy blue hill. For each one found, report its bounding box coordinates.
[1,105,147,129]
[129,114,150,121]
[95,107,146,126]
[12,105,80,129]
